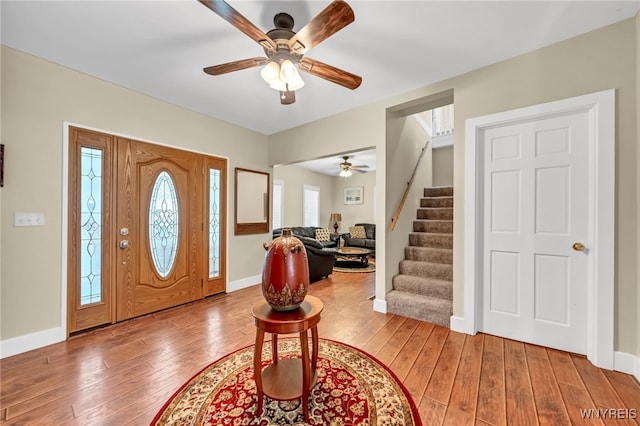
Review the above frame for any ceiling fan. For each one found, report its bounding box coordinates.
[339,155,368,177]
[198,0,362,105]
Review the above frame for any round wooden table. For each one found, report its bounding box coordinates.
[251,295,324,422]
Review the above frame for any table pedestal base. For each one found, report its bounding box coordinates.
[251,297,323,423]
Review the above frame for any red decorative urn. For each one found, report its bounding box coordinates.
[261,229,310,311]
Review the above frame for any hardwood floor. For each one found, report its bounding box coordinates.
[1,271,639,425]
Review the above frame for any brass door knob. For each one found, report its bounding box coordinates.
[572,242,585,252]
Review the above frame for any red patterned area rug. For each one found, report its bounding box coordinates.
[152,338,421,425]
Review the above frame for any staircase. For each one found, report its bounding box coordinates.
[387,186,453,327]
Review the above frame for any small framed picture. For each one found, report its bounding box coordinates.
[344,186,363,205]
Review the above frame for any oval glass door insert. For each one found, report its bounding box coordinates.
[149,170,179,278]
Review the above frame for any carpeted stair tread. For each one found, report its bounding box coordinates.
[404,246,453,264]
[417,207,453,220]
[424,186,453,197]
[413,219,453,234]
[399,260,452,281]
[409,232,453,249]
[386,290,452,327]
[392,274,453,299]
[389,185,454,329]
[420,196,453,208]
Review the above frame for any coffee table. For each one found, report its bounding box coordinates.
[335,247,371,268]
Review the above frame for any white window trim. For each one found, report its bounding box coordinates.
[303,184,320,227]
[272,179,284,229]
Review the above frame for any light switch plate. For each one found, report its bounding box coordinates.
[14,212,45,227]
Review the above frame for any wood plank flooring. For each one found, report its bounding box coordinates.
[1,271,639,425]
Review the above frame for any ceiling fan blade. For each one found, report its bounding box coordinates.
[198,0,277,51]
[299,58,362,90]
[288,0,355,55]
[280,90,296,105]
[203,57,269,75]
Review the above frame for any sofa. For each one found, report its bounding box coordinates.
[272,227,338,282]
[342,223,376,256]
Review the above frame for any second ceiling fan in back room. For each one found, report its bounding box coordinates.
[198,0,362,105]
[339,155,368,177]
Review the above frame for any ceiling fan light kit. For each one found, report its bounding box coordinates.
[198,0,362,105]
[261,59,305,92]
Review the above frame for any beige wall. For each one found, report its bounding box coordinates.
[273,164,336,228]
[1,46,270,341]
[384,114,434,295]
[0,45,3,334]
[433,146,454,187]
[2,17,639,360]
[333,171,376,231]
[273,163,376,234]
[636,12,640,358]
[269,19,639,356]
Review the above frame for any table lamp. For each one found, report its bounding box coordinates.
[330,213,342,233]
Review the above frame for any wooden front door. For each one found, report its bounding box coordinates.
[67,127,227,333]
[116,139,201,320]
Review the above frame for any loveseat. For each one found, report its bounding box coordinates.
[272,227,338,282]
[342,223,376,256]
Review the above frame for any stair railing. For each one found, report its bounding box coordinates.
[389,139,430,231]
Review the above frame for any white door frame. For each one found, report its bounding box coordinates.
[459,90,615,369]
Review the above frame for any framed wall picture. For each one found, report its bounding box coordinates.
[344,186,363,205]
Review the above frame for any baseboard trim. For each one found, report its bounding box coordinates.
[0,276,259,359]
[373,298,387,313]
[614,351,640,381]
[450,315,475,335]
[227,275,260,293]
[0,326,66,359]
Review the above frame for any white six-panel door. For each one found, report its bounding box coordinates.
[462,90,615,369]
[481,111,590,354]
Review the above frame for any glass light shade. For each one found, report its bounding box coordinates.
[339,169,352,177]
[279,60,298,83]
[269,79,287,91]
[263,59,304,92]
[285,74,305,91]
[260,61,280,84]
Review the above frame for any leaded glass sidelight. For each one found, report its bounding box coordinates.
[149,171,179,278]
[209,169,221,278]
[80,147,103,305]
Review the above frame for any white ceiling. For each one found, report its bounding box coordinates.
[293,148,377,175]
[2,0,639,138]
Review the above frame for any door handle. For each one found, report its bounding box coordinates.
[119,240,129,249]
[572,242,585,252]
